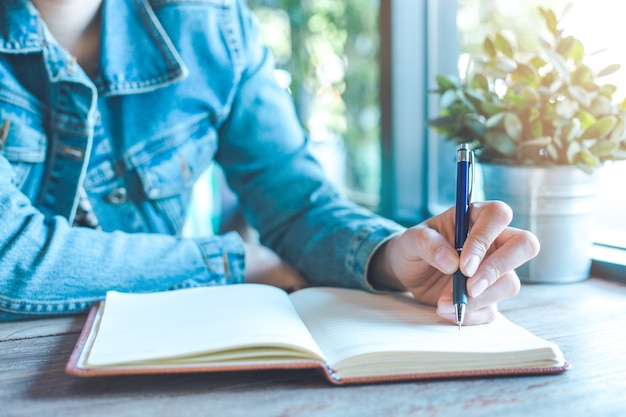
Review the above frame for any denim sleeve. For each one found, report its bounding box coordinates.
[216,1,405,291]
[0,157,245,320]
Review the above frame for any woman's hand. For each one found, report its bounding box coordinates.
[370,201,540,325]
[244,243,308,292]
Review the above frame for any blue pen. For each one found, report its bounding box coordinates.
[453,144,474,329]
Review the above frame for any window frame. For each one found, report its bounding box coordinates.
[380,0,459,225]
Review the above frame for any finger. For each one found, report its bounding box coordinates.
[468,270,521,309]
[437,271,519,325]
[468,228,538,297]
[460,200,513,277]
[437,299,498,325]
[407,225,459,275]
[460,305,499,326]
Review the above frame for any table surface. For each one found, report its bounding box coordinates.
[2,277,626,417]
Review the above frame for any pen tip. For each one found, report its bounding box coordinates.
[454,303,466,330]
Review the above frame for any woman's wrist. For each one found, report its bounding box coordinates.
[367,238,406,291]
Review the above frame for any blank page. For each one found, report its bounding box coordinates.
[289,287,564,375]
[86,284,325,367]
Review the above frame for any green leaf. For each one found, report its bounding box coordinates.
[589,95,613,117]
[483,36,496,58]
[555,99,578,119]
[494,33,514,58]
[480,101,509,116]
[503,91,525,109]
[435,74,460,91]
[609,118,626,141]
[566,141,582,164]
[520,136,552,147]
[503,112,523,140]
[494,56,517,73]
[464,88,487,105]
[600,84,618,96]
[547,79,564,94]
[464,113,487,137]
[569,39,585,64]
[512,63,538,85]
[539,7,558,35]
[567,85,592,107]
[485,130,517,156]
[544,48,570,81]
[529,56,548,70]
[439,89,459,109]
[471,73,490,91]
[618,98,626,112]
[597,64,621,77]
[456,90,478,113]
[581,116,618,140]
[520,87,540,107]
[579,147,601,166]
[485,112,506,129]
[546,143,559,160]
[579,82,601,93]
[564,118,583,142]
[589,140,619,156]
[572,65,593,85]
[557,36,575,56]
[576,110,597,130]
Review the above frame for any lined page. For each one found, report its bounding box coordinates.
[86,284,325,367]
[289,287,563,374]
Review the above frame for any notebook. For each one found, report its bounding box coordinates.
[66,284,569,385]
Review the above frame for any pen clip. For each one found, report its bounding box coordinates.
[468,148,474,203]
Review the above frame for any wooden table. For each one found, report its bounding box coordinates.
[2,277,626,417]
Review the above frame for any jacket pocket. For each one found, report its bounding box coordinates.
[131,114,218,233]
[0,101,47,189]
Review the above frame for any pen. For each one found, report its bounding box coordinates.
[453,143,474,329]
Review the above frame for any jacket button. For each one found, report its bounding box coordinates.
[105,187,127,205]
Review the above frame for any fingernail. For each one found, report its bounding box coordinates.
[464,255,480,277]
[438,302,455,314]
[470,278,489,297]
[434,247,458,273]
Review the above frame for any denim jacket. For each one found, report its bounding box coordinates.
[0,0,403,319]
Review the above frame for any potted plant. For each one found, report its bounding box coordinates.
[429,6,626,283]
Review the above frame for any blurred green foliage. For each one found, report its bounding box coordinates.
[432,2,626,172]
[248,0,381,206]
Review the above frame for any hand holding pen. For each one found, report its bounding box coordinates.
[367,153,540,327]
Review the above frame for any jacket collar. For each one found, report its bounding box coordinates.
[0,0,188,95]
[0,0,41,53]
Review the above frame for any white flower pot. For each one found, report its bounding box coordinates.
[481,163,599,283]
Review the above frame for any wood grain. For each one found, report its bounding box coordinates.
[2,278,626,417]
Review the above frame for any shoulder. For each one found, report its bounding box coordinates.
[143,0,250,28]
[145,0,239,10]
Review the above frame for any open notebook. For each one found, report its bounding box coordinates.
[66,284,569,385]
